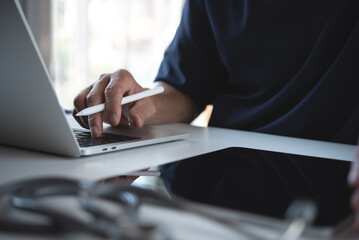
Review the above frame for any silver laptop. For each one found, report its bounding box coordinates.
[0,0,189,157]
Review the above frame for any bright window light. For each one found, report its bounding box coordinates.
[51,0,184,109]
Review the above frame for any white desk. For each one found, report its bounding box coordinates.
[0,120,358,240]
[0,121,356,185]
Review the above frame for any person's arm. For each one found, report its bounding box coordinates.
[348,141,359,230]
[146,80,197,126]
[72,69,197,138]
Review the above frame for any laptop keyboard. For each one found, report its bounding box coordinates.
[73,130,140,148]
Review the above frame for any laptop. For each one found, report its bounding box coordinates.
[0,0,189,157]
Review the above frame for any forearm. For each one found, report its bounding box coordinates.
[147,82,197,125]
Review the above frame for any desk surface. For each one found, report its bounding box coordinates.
[0,117,358,240]
[0,116,356,185]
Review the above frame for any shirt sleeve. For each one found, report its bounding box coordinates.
[154,0,227,112]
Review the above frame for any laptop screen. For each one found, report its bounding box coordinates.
[160,147,352,227]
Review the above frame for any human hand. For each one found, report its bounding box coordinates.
[72,69,157,138]
[348,142,359,230]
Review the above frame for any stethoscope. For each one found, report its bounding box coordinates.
[0,178,172,239]
[0,177,317,240]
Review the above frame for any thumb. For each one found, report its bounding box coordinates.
[127,99,156,128]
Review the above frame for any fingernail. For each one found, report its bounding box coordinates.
[91,126,99,137]
[110,114,118,126]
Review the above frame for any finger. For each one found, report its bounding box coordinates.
[119,104,132,126]
[104,70,138,126]
[86,75,111,137]
[72,108,89,129]
[73,86,92,128]
[88,112,103,138]
[127,98,156,128]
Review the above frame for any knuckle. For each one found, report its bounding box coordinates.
[104,84,117,97]
[86,92,98,105]
[93,74,110,89]
[73,95,81,106]
[74,86,92,107]
[99,73,106,79]
[109,69,136,90]
[116,69,132,81]
[98,73,108,81]
[116,69,128,75]
[73,94,85,108]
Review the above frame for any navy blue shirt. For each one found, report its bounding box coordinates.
[155,0,359,144]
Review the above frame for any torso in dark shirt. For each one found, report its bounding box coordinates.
[156,0,359,144]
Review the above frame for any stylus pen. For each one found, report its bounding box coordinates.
[76,86,164,117]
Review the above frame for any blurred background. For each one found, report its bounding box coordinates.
[20,0,185,109]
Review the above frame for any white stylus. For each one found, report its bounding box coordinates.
[76,86,164,117]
